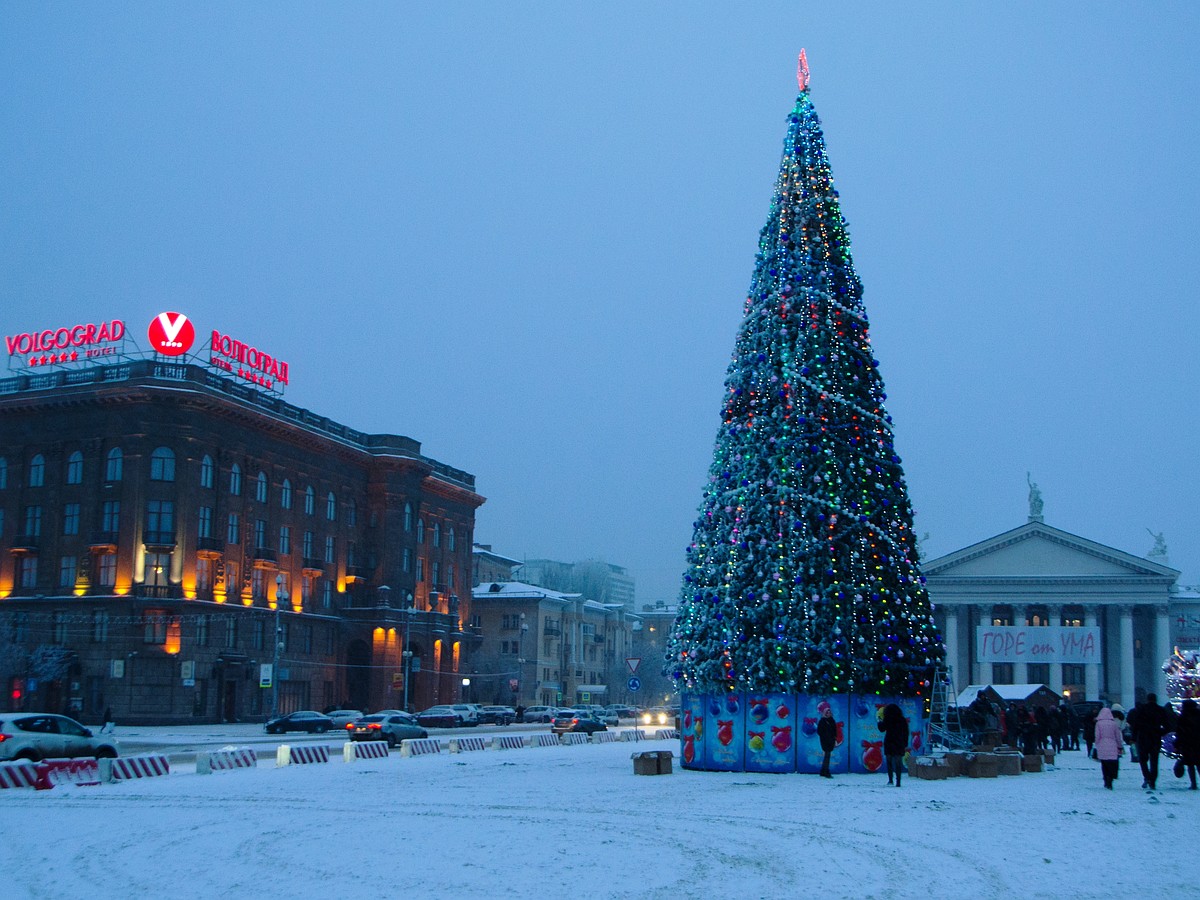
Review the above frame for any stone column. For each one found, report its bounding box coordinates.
[976,605,992,685]
[943,606,960,685]
[1154,604,1171,700]
[1011,604,1028,684]
[1119,605,1136,710]
[1046,604,1064,696]
[1084,606,1100,701]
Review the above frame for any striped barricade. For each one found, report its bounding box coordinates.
[491,735,526,751]
[276,744,330,767]
[591,731,619,745]
[621,730,647,742]
[99,755,170,783]
[34,758,101,790]
[344,741,390,762]
[196,747,258,775]
[448,736,489,754]
[528,733,560,748]
[0,761,39,789]
[656,728,679,740]
[399,738,442,758]
[560,732,590,746]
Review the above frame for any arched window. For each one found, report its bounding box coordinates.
[404,502,413,532]
[150,447,176,482]
[448,527,456,552]
[347,499,357,527]
[105,448,123,482]
[66,451,84,485]
[255,471,268,503]
[416,518,425,544]
[433,523,441,548]
[281,479,292,510]
[326,492,336,521]
[305,486,315,516]
[230,464,242,496]
[200,455,214,489]
[28,454,45,487]
[0,456,7,489]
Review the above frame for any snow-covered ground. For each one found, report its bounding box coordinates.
[0,742,1191,899]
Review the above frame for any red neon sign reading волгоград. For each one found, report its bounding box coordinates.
[209,330,289,386]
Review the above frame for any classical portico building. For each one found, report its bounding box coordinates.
[924,518,1180,709]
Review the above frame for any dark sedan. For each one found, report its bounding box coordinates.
[264,710,334,734]
[415,706,459,729]
[551,711,608,736]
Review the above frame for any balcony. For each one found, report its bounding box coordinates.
[345,565,372,583]
[197,536,224,557]
[301,557,326,575]
[543,624,561,636]
[143,530,177,550]
[252,548,278,569]
[10,534,39,554]
[90,531,119,551]
[133,583,183,600]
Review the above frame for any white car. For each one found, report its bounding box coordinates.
[0,712,120,762]
[449,704,480,726]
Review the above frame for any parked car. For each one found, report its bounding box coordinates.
[264,710,334,734]
[605,704,637,720]
[640,707,671,727]
[452,704,483,726]
[0,713,120,762]
[551,711,608,735]
[480,706,517,725]
[325,709,364,729]
[522,705,557,723]
[416,706,460,729]
[349,712,427,747]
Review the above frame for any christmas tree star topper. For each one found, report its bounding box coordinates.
[797,49,810,92]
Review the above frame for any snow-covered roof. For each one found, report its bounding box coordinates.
[471,581,581,603]
[956,683,1062,706]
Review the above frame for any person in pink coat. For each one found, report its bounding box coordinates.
[1094,706,1125,789]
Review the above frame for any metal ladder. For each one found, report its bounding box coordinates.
[929,666,973,750]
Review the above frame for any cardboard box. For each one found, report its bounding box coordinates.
[1022,754,1044,773]
[632,750,674,775]
[966,754,1000,778]
[912,758,951,780]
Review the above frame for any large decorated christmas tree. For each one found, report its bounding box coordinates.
[666,53,944,735]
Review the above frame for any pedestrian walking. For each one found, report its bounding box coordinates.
[1094,706,1124,789]
[1173,698,1200,791]
[1131,693,1171,790]
[881,703,909,787]
[817,705,837,778]
[101,706,114,735]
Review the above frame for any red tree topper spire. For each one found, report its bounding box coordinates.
[797,49,810,92]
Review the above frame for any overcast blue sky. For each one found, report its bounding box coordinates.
[3,3,1198,602]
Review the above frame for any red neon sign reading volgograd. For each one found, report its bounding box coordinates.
[5,320,126,356]
[147,312,196,357]
[210,330,289,386]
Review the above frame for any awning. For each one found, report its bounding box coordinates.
[574,685,608,693]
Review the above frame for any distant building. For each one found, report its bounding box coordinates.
[516,557,636,611]
[630,600,677,707]
[469,581,635,708]
[472,544,522,586]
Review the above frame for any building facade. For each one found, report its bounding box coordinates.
[0,357,483,724]
[924,518,1182,709]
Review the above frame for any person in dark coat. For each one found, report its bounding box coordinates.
[881,703,909,787]
[1174,699,1200,790]
[101,706,114,734]
[1132,693,1171,790]
[816,705,837,778]
[1083,709,1097,758]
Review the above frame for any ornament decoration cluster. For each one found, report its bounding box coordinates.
[665,53,945,700]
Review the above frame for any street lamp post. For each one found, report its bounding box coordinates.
[519,614,528,706]
[402,592,414,712]
[273,573,287,719]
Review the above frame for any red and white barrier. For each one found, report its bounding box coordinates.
[196,747,258,774]
[344,741,390,761]
[276,744,330,767]
[529,733,560,748]
[560,732,590,746]
[491,735,526,751]
[400,738,442,757]
[34,758,101,790]
[0,761,39,789]
[656,728,679,740]
[449,736,489,754]
[621,730,647,742]
[591,731,619,744]
[100,755,170,782]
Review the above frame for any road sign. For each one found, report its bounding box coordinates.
[627,676,641,692]
[626,657,641,674]
[259,663,273,688]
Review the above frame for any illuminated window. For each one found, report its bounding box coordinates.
[200,454,214,489]
[105,447,123,482]
[229,464,242,496]
[197,558,213,593]
[281,479,292,509]
[144,551,170,587]
[251,568,265,601]
[255,472,268,503]
[66,451,83,485]
[98,554,116,587]
[28,454,45,487]
[150,447,176,482]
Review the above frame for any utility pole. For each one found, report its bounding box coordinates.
[402,591,414,712]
